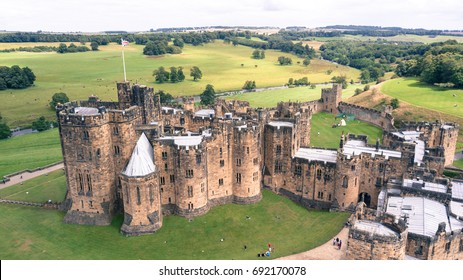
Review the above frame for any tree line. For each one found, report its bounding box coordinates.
[153,66,202,83]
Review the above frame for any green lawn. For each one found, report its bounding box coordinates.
[454,158,463,169]
[310,112,383,149]
[381,78,463,119]
[0,42,360,127]
[0,169,66,203]
[224,83,360,108]
[0,189,349,260]
[0,129,62,178]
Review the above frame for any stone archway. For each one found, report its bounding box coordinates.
[358,192,371,207]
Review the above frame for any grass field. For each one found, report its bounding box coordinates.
[454,158,463,169]
[224,83,362,108]
[310,112,383,148]
[0,169,66,203]
[0,128,62,178]
[381,78,463,119]
[0,188,349,260]
[0,41,360,127]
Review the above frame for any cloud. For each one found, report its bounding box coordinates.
[263,0,283,11]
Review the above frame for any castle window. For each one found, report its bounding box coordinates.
[89,151,92,160]
[328,194,332,201]
[342,176,348,188]
[445,241,451,252]
[114,146,120,156]
[236,158,241,167]
[160,177,165,185]
[219,148,222,157]
[351,165,355,171]
[170,174,175,183]
[164,163,168,171]
[220,160,225,167]
[415,240,423,255]
[375,177,382,187]
[324,174,330,182]
[379,163,384,172]
[276,145,282,155]
[162,151,168,160]
[81,200,84,209]
[113,127,119,135]
[274,160,282,173]
[365,162,369,168]
[125,187,129,205]
[96,149,101,158]
[354,178,357,186]
[86,174,92,193]
[236,173,242,184]
[296,185,302,192]
[188,202,193,210]
[89,201,93,208]
[316,169,322,180]
[253,172,258,181]
[83,131,89,140]
[317,192,324,199]
[253,158,258,165]
[247,147,250,155]
[201,183,205,193]
[180,117,185,125]
[219,178,224,186]
[149,184,154,205]
[295,165,302,176]
[196,154,202,164]
[136,186,141,205]
[168,197,171,203]
[188,186,193,197]
[186,169,194,178]
[78,173,84,192]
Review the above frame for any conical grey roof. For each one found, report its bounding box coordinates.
[122,133,155,177]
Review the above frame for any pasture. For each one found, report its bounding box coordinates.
[0,188,349,260]
[381,78,463,119]
[0,128,62,178]
[0,41,359,127]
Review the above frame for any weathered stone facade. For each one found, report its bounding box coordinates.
[57,81,461,254]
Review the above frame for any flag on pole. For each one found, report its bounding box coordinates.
[121,39,129,46]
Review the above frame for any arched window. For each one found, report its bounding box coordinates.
[136,186,141,205]
[316,169,322,180]
[149,184,154,205]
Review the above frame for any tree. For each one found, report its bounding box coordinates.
[49,92,69,109]
[288,78,294,85]
[0,114,11,139]
[190,66,202,81]
[331,75,348,89]
[278,56,292,65]
[57,43,67,53]
[156,90,174,104]
[170,67,178,83]
[390,98,400,109]
[200,84,216,106]
[173,38,184,48]
[260,50,265,59]
[252,49,261,59]
[90,41,99,51]
[303,58,311,66]
[32,116,50,132]
[242,80,256,90]
[153,67,170,83]
[177,67,185,82]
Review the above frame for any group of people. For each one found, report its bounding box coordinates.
[333,237,342,250]
[250,242,274,257]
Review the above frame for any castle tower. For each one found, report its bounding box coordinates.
[117,81,132,109]
[59,106,117,225]
[232,124,262,204]
[120,133,162,236]
[321,84,342,114]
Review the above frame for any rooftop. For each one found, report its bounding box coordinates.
[195,109,215,118]
[159,135,204,148]
[450,201,463,219]
[73,107,99,115]
[343,140,401,160]
[294,148,337,163]
[161,106,183,114]
[268,121,294,129]
[352,220,399,238]
[402,179,448,194]
[452,181,463,200]
[392,131,422,141]
[122,133,156,177]
[386,196,462,237]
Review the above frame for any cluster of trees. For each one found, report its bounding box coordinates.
[242,80,256,90]
[288,77,309,86]
[0,65,36,90]
[156,90,174,104]
[278,56,292,65]
[0,45,58,53]
[49,92,69,109]
[143,40,182,55]
[153,66,186,83]
[32,116,51,132]
[395,41,463,87]
[0,114,11,139]
[57,43,91,53]
[252,49,265,59]
[331,75,348,89]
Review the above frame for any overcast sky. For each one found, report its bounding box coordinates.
[1,0,462,32]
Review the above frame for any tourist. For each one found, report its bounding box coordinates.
[333,238,336,246]
[338,240,342,250]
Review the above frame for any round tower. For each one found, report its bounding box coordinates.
[120,133,162,236]
[232,124,262,204]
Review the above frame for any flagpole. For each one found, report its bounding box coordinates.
[121,39,127,82]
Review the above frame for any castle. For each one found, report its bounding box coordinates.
[56,82,463,259]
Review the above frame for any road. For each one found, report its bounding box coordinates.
[0,163,64,190]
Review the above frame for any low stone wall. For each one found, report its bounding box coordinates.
[339,102,394,131]
[1,161,64,183]
[0,199,60,209]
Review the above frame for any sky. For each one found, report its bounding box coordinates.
[1,0,462,32]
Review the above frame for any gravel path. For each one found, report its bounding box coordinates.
[0,163,64,190]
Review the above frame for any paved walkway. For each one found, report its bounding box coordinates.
[0,163,64,190]
[277,227,349,260]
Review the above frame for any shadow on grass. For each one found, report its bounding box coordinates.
[406,79,454,92]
